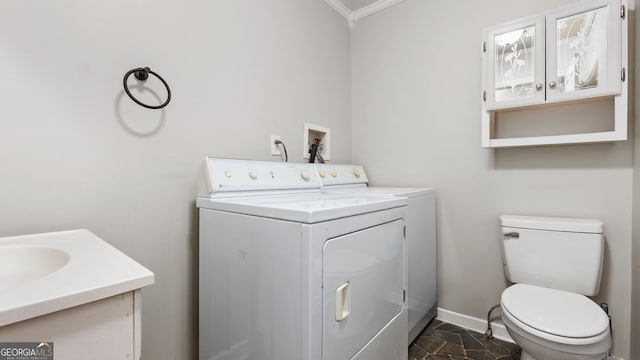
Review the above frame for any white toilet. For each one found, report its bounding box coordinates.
[499,215,611,360]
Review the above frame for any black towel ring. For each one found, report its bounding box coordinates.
[123,67,171,109]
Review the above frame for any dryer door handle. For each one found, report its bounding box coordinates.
[335,281,350,322]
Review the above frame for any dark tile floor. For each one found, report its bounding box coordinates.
[409,320,522,360]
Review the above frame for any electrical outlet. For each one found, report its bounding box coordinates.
[270,135,282,156]
[303,123,330,161]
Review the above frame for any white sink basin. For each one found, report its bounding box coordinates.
[0,229,154,327]
[0,246,69,290]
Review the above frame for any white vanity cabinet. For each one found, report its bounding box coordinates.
[481,0,628,148]
[0,230,154,360]
[0,291,143,360]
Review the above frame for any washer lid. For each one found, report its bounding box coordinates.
[501,284,609,338]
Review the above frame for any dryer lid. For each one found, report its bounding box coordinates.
[501,284,609,338]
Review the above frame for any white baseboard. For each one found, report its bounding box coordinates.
[436,307,515,344]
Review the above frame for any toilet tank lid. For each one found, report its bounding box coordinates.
[500,215,603,234]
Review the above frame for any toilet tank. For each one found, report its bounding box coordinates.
[500,215,604,296]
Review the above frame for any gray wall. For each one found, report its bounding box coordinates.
[0,1,351,359]
[351,1,635,358]
[631,1,640,358]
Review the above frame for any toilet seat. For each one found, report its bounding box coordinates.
[501,284,610,345]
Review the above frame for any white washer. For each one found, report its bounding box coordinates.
[316,164,437,344]
[197,158,409,360]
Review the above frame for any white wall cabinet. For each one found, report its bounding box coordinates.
[481,0,628,148]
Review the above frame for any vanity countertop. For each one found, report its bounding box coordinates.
[0,229,154,327]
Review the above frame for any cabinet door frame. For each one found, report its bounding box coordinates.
[545,0,622,103]
[483,15,546,111]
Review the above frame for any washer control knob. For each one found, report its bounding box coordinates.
[248,170,258,180]
[300,170,310,181]
[353,169,360,178]
[331,170,337,178]
[224,170,232,178]
[319,170,326,178]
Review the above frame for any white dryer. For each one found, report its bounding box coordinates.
[316,164,437,344]
[197,158,409,360]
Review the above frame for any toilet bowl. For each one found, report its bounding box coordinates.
[501,284,610,360]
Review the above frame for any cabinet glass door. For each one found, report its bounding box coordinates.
[546,0,621,102]
[483,16,545,110]
[495,26,536,102]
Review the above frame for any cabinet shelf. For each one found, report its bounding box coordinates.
[485,131,627,148]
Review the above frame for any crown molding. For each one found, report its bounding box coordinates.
[351,0,405,21]
[323,0,406,28]
[323,0,354,22]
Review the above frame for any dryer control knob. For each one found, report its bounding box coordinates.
[300,170,310,181]
[331,170,337,178]
[248,170,258,180]
[319,170,326,178]
[224,170,232,178]
[353,169,360,178]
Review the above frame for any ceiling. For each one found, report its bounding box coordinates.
[323,0,405,27]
